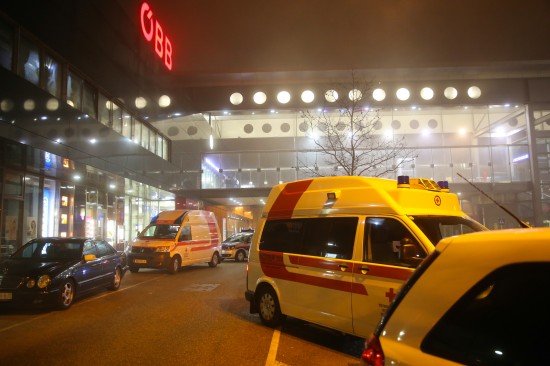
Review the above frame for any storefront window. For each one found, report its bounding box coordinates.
[85,189,98,238]
[59,183,75,238]
[73,185,86,236]
[42,178,59,237]
[24,175,40,243]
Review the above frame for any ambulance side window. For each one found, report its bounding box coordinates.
[178,226,191,242]
[260,218,357,259]
[364,217,426,267]
[260,220,300,253]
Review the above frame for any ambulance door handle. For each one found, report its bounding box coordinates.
[338,264,348,271]
[359,265,369,274]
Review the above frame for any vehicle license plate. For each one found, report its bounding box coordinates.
[134,259,147,264]
[0,292,12,300]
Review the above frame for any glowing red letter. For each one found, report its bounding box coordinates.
[140,2,153,41]
[164,38,172,70]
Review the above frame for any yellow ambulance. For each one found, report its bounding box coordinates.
[245,175,487,338]
[128,210,221,274]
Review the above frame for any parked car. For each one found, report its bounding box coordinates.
[361,228,550,366]
[221,232,253,262]
[0,238,128,309]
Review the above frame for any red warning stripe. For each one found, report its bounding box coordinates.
[267,179,313,220]
[259,251,414,295]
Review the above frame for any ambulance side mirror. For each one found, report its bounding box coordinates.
[399,239,424,267]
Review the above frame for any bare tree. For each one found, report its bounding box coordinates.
[298,73,417,177]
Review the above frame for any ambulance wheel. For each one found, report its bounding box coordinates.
[168,256,181,274]
[235,250,246,262]
[257,286,285,327]
[208,253,220,268]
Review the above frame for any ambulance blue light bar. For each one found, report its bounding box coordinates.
[397,176,449,192]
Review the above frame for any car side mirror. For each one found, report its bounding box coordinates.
[399,241,424,267]
[83,254,97,262]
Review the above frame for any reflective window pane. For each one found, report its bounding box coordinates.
[18,36,40,85]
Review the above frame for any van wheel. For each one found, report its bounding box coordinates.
[208,253,220,267]
[129,266,139,273]
[235,250,246,262]
[257,287,285,327]
[168,256,181,274]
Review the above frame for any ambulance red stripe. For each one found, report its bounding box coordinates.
[267,179,313,220]
[259,251,413,294]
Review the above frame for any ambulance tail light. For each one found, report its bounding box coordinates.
[361,333,385,366]
[397,175,410,188]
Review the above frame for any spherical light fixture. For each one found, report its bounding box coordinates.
[372,88,386,101]
[444,87,458,100]
[253,91,267,105]
[468,86,481,99]
[420,87,434,100]
[396,88,410,101]
[277,91,291,104]
[301,90,314,103]
[135,97,147,109]
[24,99,36,111]
[230,92,243,105]
[46,98,59,111]
[159,95,171,107]
[348,89,362,101]
[325,90,338,102]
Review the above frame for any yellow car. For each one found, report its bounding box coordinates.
[362,228,550,366]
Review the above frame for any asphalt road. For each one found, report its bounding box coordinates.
[0,260,363,366]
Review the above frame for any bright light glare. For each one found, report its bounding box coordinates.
[372,88,386,101]
[301,90,315,103]
[277,91,291,104]
[253,92,267,104]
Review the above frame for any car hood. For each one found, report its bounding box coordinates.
[0,259,75,277]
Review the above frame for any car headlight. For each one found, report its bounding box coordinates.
[155,246,171,252]
[37,275,52,289]
[26,278,36,288]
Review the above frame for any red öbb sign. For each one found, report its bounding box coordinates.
[140,2,173,71]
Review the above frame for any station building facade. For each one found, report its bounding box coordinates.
[2,4,550,255]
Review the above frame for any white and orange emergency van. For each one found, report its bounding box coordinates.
[128,210,221,274]
[245,175,487,338]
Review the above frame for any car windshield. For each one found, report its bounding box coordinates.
[139,224,179,239]
[223,234,247,244]
[411,215,487,246]
[11,240,84,261]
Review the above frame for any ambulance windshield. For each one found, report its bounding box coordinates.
[411,216,487,246]
[139,224,179,239]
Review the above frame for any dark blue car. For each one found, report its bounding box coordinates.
[0,238,128,309]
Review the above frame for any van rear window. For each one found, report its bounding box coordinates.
[260,217,358,259]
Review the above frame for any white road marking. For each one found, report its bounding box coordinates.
[265,328,288,366]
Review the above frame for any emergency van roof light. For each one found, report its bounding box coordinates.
[438,180,449,189]
[397,175,410,188]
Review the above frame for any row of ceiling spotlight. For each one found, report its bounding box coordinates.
[229,86,482,106]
